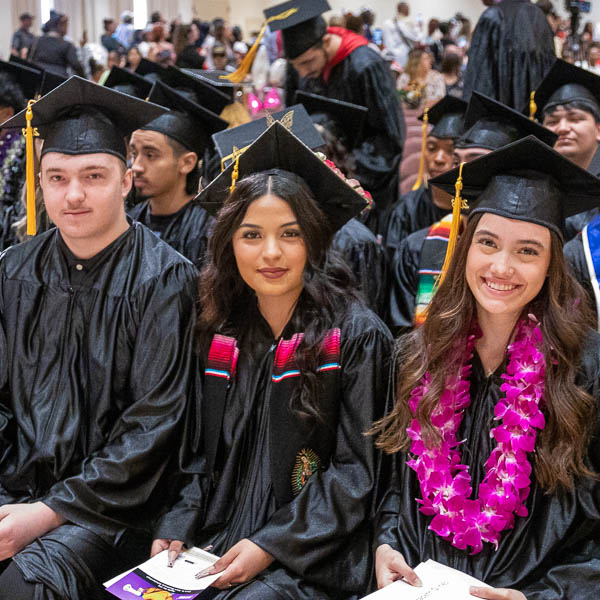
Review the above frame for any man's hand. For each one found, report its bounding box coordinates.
[203,539,274,589]
[470,587,527,599]
[0,502,65,560]
[375,544,422,589]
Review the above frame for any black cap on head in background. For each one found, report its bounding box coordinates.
[0,59,42,102]
[422,95,467,140]
[199,121,367,231]
[136,57,167,82]
[0,76,167,162]
[264,0,330,59]
[532,58,600,120]
[183,69,235,101]
[8,55,67,96]
[294,90,367,148]
[141,80,228,157]
[457,91,557,150]
[430,135,600,239]
[213,104,324,169]
[159,66,231,115]
[104,66,152,100]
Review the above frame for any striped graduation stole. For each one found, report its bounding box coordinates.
[414,213,454,326]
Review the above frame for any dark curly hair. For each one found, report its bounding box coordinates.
[0,73,26,113]
[197,169,361,423]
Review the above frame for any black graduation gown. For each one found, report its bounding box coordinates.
[387,227,429,334]
[155,302,393,599]
[564,234,597,318]
[331,218,390,320]
[293,46,406,235]
[384,186,448,257]
[129,200,215,268]
[0,223,198,599]
[462,0,555,109]
[376,333,600,598]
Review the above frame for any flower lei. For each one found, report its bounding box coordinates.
[406,316,546,554]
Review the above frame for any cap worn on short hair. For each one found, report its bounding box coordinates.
[531,58,600,120]
[103,66,152,100]
[264,0,330,59]
[182,69,235,101]
[199,120,367,231]
[0,59,42,101]
[421,94,467,140]
[430,135,600,239]
[142,80,228,156]
[456,91,557,150]
[212,104,324,169]
[136,58,167,82]
[1,75,167,161]
[294,90,367,148]
[8,55,68,96]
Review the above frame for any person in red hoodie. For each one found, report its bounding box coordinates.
[273,0,405,236]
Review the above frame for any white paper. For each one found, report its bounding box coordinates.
[362,559,492,599]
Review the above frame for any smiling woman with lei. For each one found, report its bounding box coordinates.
[370,136,600,600]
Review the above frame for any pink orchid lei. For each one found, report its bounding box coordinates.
[406,315,546,554]
[316,152,374,214]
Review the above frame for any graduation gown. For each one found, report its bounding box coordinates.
[463,0,555,109]
[155,301,393,599]
[0,223,198,599]
[331,218,390,320]
[384,186,448,256]
[564,233,597,319]
[376,332,600,598]
[129,200,215,268]
[293,46,406,235]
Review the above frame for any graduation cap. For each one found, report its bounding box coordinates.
[135,57,167,82]
[213,104,324,169]
[8,55,69,96]
[456,91,557,150]
[198,120,367,232]
[159,66,231,115]
[265,0,330,59]
[182,69,235,101]
[104,66,152,100]
[0,59,42,103]
[531,58,600,121]
[294,90,367,148]
[1,75,168,235]
[142,80,228,156]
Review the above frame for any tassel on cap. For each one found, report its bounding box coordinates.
[529,90,537,121]
[220,8,299,84]
[436,161,467,288]
[412,107,429,191]
[21,99,39,236]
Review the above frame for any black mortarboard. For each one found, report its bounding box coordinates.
[104,66,152,100]
[1,75,167,161]
[532,59,600,120]
[457,91,557,150]
[421,95,467,140]
[198,121,367,231]
[159,66,231,115]
[141,80,228,156]
[430,135,600,239]
[135,58,167,82]
[264,0,330,59]
[294,90,367,148]
[213,104,324,169]
[8,55,72,96]
[0,59,42,102]
[183,69,235,101]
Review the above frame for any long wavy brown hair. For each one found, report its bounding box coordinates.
[371,213,598,493]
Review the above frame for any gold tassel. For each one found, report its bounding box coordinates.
[220,8,299,84]
[436,161,467,288]
[21,99,39,236]
[229,147,241,194]
[529,90,537,121]
[412,107,429,191]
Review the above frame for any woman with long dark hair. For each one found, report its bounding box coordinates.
[371,136,600,599]
[152,122,392,599]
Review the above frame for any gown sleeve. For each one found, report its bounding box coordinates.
[249,322,393,586]
[40,263,198,537]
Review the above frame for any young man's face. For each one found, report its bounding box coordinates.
[290,45,328,79]
[425,136,455,179]
[40,152,131,244]
[130,129,183,199]
[543,105,600,169]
